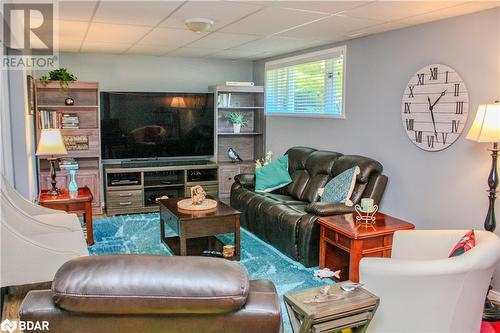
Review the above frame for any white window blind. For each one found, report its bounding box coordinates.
[265,46,345,117]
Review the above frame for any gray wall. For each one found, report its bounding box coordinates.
[254,9,500,288]
[5,50,37,200]
[58,53,254,92]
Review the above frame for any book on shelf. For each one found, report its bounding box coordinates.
[39,110,62,129]
[59,158,79,170]
[226,81,254,87]
[217,93,232,108]
[61,113,80,129]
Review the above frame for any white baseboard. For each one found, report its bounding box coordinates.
[489,289,500,303]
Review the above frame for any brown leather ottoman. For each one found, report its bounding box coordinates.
[20,255,282,333]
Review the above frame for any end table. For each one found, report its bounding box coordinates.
[318,212,415,282]
[38,187,94,245]
[284,282,379,333]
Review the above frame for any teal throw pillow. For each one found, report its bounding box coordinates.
[320,166,360,206]
[255,155,292,193]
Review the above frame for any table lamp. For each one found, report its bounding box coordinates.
[36,129,68,196]
[466,101,500,322]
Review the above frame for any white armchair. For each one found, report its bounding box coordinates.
[359,230,500,333]
[1,177,89,287]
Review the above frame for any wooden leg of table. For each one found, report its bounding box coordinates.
[349,239,363,283]
[285,302,302,333]
[235,216,241,260]
[85,202,94,246]
[319,226,326,268]
[180,235,187,256]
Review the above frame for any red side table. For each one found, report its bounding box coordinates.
[38,187,94,245]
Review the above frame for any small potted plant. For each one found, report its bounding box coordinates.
[225,112,248,134]
[39,68,77,89]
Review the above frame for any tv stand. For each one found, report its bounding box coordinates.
[104,162,218,215]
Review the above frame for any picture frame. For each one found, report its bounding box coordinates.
[26,74,35,115]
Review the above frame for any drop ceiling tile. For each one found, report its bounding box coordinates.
[57,20,89,41]
[233,36,326,53]
[187,32,261,49]
[278,15,380,41]
[59,40,82,53]
[246,1,373,15]
[343,1,462,22]
[125,44,176,56]
[93,1,183,27]
[80,41,132,54]
[394,1,500,26]
[138,27,208,48]
[58,1,97,22]
[212,49,269,60]
[167,47,221,57]
[85,23,151,43]
[161,1,263,30]
[219,6,328,36]
[345,21,409,38]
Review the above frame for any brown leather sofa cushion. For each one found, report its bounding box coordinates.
[52,255,250,315]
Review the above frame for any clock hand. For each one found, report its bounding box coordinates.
[431,89,447,109]
[427,95,438,138]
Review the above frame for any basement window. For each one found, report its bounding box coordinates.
[265,45,346,118]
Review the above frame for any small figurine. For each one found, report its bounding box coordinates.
[227,148,243,162]
[255,151,273,168]
[303,285,343,304]
[313,268,341,280]
[190,185,206,205]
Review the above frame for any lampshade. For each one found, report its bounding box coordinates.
[36,129,68,156]
[170,96,186,108]
[466,102,500,143]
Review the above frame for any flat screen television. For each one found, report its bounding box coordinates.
[100,92,214,161]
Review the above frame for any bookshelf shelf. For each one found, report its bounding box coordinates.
[209,85,265,201]
[37,105,98,109]
[217,132,263,136]
[35,81,102,214]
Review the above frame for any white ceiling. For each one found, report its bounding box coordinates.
[57,0,500,60]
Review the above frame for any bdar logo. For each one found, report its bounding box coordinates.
[0,319,17,333]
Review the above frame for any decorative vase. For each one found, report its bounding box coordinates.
[233,123,241,133]
[68,169,78,195]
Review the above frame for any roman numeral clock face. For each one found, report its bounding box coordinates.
[402,64,469,151]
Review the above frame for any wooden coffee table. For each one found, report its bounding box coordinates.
[158,197,241,260]
[284,282,379,333]
[38,187,94,245]
[318,212,414,282]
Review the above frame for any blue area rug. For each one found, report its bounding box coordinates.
[88,213,331,332]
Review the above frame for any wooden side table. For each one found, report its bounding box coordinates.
[318,212,414,282]
[38,187,94,245]
[284,282,379,333]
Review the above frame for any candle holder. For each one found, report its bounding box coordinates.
[354,204,378,224]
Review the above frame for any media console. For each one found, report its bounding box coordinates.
[103,163,218,215]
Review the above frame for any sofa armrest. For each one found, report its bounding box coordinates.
[234,173,255,189]
[305,202,355,216]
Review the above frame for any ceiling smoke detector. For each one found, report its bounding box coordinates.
[185,18,214,33]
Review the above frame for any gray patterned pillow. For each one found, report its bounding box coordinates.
[319,166,360,206]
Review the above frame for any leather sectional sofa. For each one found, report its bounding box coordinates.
[231,146,388,267]
[20,255,282,333]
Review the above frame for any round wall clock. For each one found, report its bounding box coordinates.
[401,64,469,151]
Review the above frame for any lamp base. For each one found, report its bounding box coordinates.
[45,187,61,196]
[47,157,61,196]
